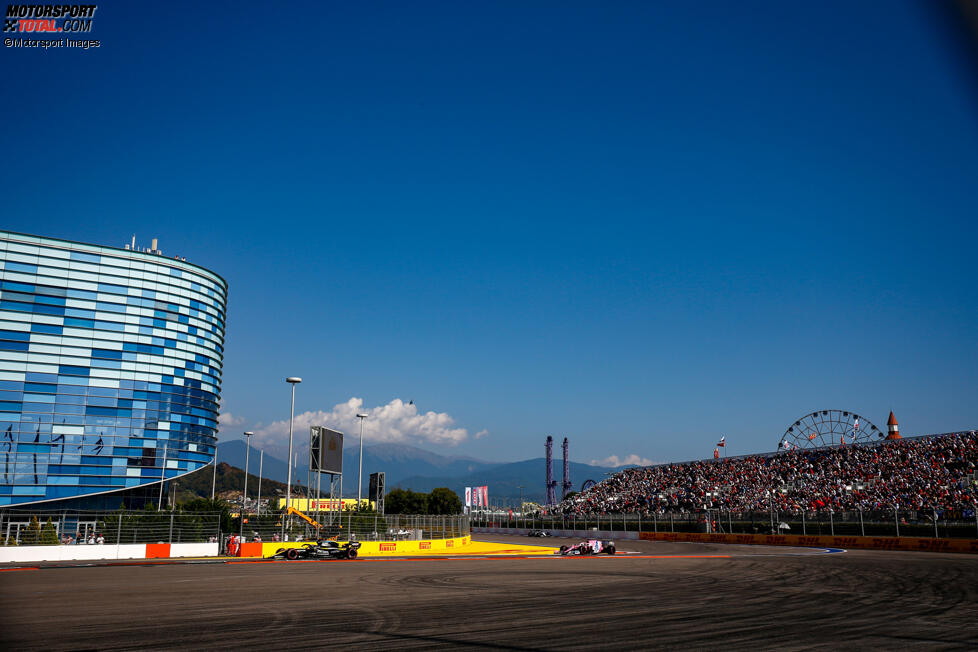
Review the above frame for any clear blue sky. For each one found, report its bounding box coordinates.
[4,1,976,466]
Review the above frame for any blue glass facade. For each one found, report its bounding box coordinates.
[0,231,227,507]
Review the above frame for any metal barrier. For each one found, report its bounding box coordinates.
[233,513,471,545]
[470,509,978,540]
[0,508,471,547]
[0,509,221,546]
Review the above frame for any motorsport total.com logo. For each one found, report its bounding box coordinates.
[4,4,97,33]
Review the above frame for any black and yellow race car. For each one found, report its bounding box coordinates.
[267,540,362,561]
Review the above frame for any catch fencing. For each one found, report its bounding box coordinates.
[0,508,221,546]
[472,509,978,540]
[0,509,472,547]
[239,512,471,544]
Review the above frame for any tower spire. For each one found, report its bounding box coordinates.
[886,411,901,440]
[545,436,557,507]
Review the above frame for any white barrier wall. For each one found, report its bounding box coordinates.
[117,545,150,560]
[169,543,216,557]
[0,542,218,563]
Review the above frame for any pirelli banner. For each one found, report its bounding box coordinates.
[638,531,978,555]
[277,498,372,511]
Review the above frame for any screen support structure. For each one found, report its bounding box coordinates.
[310,425,345,534]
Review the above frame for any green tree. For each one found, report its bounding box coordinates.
[180,497,233,534]
[342,508,381,539]
[21,515,41,545]
[428,488,463,515]
[40,517,59,545]
[385,489,428,514]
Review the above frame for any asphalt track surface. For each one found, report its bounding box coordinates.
[2,534,977,650]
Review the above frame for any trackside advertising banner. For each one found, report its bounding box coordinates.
[465,486,488,508]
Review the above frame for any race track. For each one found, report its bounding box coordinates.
[2,534,977,650]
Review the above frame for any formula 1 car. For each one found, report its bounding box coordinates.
[555,539,615,555]
[268,540,362,561]
[527,529,552,537]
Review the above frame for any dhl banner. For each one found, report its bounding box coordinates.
[638,531,978,554]
[277,498,374,511]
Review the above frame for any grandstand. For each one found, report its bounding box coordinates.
[557,431,978,516]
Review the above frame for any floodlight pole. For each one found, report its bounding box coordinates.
[356,413,368,510]
[256,450,263,516]
[284,377,302,540]
[158,446,168,510]
[210,451,217,500]
[240,431,253,540]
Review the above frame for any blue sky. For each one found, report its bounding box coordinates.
[3,1,977,466]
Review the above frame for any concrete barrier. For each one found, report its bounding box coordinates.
[0,542,219,563]
[637,530,978,554]
[170,543,218,558]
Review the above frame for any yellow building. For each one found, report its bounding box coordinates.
[277,498,374,511]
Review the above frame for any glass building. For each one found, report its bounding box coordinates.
[0,231,227,508]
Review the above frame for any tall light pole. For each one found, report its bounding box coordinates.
[518,485,524,518]
[240,431,253,540]
[356,413,368,510]
[211,449,218,500]
[284,377,302,539]
[158,445,168,510]
[256,449,263,516]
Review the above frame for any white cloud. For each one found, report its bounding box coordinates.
[474,429,489,439]
[591,454,654,467]
[252,397,474,457]
[217,412,245,429]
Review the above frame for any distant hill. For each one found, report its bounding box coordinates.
[212,441,626,503]
[394,458,627,504]
[216,441,292,484]
[216,441,498,487]
[359,443,498,482]
[170,462,294,503]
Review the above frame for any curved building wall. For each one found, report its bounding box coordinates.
[0,231,227,507]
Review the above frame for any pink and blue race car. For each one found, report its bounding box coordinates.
[556,539,616,555]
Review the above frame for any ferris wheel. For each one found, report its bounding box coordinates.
[779,409,881,450]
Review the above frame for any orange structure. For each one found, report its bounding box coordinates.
[886,411,902,440]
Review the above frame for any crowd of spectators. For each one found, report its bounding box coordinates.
[557,432,978,516]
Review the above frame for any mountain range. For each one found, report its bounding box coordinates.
[216,441,626,504]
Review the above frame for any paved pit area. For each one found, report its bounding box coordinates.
[2,534,976,650]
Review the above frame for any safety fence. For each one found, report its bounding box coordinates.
[0,509,222,546]
[231,513,471,545]
[471,509,978,540]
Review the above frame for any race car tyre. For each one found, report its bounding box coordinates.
[347,549,358,559]
[285,548,299,560]
[605,545,616,555]
[559,545,568,554]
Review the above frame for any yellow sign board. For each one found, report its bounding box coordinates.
[277,498,374,511]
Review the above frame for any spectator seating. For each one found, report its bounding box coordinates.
[558,432,978,515]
